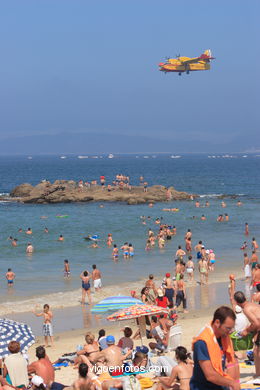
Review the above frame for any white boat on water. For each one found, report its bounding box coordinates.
[78,155,88,159]
[108,154,114,159]
[170,155,181,159]
[60,156,67,159]
[27,156,33,160]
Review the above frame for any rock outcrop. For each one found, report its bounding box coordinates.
[6,180,194,204]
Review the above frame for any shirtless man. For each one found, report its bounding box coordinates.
[194,240,203,253]
[195,201,200,208]
[33,304,54,347]
[234,291,260,377]
[92,264,102,291]
[28,346,54,386]
[164,273,175,304]
[145,274,157,300]
[26,242,34,254]
[252,264,260,290]
[58,234,64,241]
[176,246,186,260]
[121,242,129,259]
[6,268,15,286]
[26,227,33,235]
[92,335,130,375]
[63,259,70,278]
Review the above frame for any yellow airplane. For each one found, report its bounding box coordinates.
[158,49,215,75]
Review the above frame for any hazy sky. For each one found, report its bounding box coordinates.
[0,0,259,151]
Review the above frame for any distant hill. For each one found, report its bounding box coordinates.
[0,131,250,154]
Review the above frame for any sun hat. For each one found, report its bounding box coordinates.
[157,289,164,297]
[31,376,45,387]
[106,335,115,344]
[235,305,242,313]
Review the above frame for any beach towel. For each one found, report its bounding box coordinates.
[53,362,69,368]
[192,324,236,381]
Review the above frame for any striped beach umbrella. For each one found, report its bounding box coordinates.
[107,304,168,321]
[91,296,143,313]
[0,318,35,358]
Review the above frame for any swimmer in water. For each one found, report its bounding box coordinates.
[58,234,64,241]
[205,201,210,207]
[44,227,49,233]
[121,242,130,259]
[107,234,113,247]
[128,243,134,257]
[237,200,242,206]
[6,268,15,286]
[240,241,247,250]
[26,242,34,254]
[63,259,70,278]
[245,222,249,236]
[112,244,119,260]
[201,215,206,221]
[224,213,229,221]
[26,228,32,235]
[90,242,100,248]
[11,238,18,247]
[221,201,226,208]
[195,201,200,208]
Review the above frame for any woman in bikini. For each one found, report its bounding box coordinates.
[75,332,100,367]
[155,346,193,390]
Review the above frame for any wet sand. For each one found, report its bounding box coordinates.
[7,273,247,336]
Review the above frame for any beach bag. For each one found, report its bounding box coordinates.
[122,375,141,390]
[231,331,253,351]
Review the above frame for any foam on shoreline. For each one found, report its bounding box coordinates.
[1,266,244,317]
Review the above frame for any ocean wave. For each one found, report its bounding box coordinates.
[199,194,223,198]
[199,193,246,198]
[0,279,147,316]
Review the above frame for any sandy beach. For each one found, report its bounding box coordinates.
[23,308,255,386]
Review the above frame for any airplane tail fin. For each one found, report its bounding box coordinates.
[204,49,212,57]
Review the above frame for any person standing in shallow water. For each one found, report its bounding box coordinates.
[80,270,92,305]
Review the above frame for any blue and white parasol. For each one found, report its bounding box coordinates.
[0,318,35,358]
[91,296,143,313]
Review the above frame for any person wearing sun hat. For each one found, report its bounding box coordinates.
[31,375,46,389]
[92,335,131,376]
[156,289,168,308]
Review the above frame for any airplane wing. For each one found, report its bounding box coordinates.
[180,57,201,65]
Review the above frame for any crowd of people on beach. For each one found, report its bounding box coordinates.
[4,192,260,389]
[3,297,260,390]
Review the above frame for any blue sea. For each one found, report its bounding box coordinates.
[0,154,260,305]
